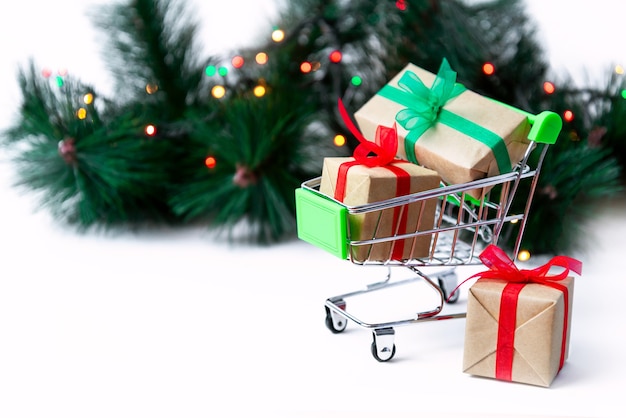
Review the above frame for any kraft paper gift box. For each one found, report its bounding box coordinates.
[354,59,531,198]
[461,245,582,387]
[319,157,440,263]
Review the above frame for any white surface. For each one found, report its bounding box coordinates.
[1,1,625,417]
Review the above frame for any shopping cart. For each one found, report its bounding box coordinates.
[295,108,562,362]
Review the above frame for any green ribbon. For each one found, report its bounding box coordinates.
[378,58,511,175]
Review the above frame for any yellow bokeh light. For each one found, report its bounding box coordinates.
[271,29,285,42]
[615,65,624,75]
[256,52,268,65]
[333,134,346,147]
[76,108,87,120]
[211,85,226,99]
[83,93,94,105]
[517,250,531,262]
[146,83,159,94]
[253,85,266,97]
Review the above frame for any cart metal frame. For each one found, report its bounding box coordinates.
[295,109,562,361]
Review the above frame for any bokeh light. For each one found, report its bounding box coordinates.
[351,76,362,86]
[300,61,312,73]
[482,62,495,76]
[517,250,531,262]
[253,85,266,97]
[231,55,244,69]
[205,65,217,76]
[271,28,285,42]
[76,108,87,120]
[563,110,574,122]
[145,124,157,136]
[255,52,268,65]
[146,83,158,94]
[329,50,342,63]
[615,65,624,75]
[211,85,226,99]
[218,67,228,77]
[205,156,216,169]
[83,93,94,105]
[543,81,556,94]
[333,134,346,147]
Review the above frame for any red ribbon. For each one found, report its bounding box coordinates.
[335,99,411,260]
[452,244,582,381]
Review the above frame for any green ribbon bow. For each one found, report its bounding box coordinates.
[378,59,511,176]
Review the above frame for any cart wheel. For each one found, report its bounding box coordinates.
[371,340,396,362]
[325,305,347,333]
[438,272,460,304]
[371,328,396,362]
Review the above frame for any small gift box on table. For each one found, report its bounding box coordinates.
[319,101,441,263]
[460,245,583,387]
[354,59,532,198]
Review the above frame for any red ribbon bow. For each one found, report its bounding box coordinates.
[337,98,399,167]
[335,99,411,261]
[454,244,582,381]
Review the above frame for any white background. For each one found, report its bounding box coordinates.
[1,1,625,417]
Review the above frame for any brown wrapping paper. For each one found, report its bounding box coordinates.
[463,277,575,387]
[354,63,532,196]
[319,157,440,263]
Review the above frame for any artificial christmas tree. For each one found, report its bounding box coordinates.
[1,0,623,255]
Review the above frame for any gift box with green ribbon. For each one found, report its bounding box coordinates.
[354,59,531,197]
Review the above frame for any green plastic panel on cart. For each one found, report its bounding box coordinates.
[295,188,348,259]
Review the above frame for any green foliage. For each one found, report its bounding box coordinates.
[3,62,175,227]
[2,0,625,252]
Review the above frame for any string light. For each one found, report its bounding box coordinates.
[482,62,495,76]
[145,124,157,136]
[76,108,87,120]
[42,68,52,78]
[211,85,226,99]
[563,110,574,122]
[83,93,94,105]
[621,89,626,99]
[396,0,407,11]
[615,65,624,75]
[333,134,346,147]
[205,156,217,169]
[145,83,158,94]
[329,50,342,63]
[271,28,285,42]
[218,66,228,77]
[231,55,244,69]
[253,85,266,97]
[58,68,68,77]
[55,76,64,87]
[300,61,312,73]
[351,76,362,86]
[517,250,531,262]
[543,81,556,94]
[205,65,217,76]
[255,52,268,65]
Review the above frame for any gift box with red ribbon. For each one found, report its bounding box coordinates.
[319,100,440,263]
[354,59,531,198]
[460,245,583,387]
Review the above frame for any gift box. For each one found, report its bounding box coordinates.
[319,157,440,263]
[461,245,582,387]
[354,59,531,197]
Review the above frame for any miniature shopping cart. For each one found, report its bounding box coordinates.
[295,109,562,362]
